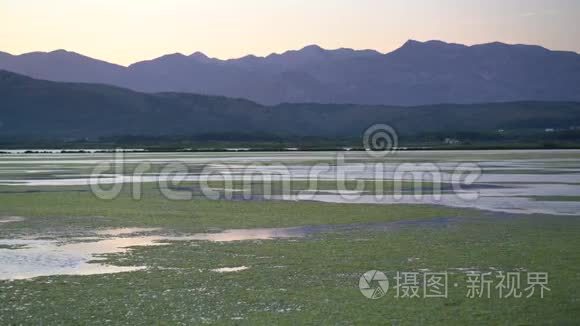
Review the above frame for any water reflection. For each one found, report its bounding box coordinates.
[0,226,312,280]
[0,237,148,280]
[211,266,249,273]
[0,219,454,280]
[0,217,25,224]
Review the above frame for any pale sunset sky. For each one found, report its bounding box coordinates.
[1,0,579,65]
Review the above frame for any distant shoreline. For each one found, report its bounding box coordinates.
[2,146,580,155]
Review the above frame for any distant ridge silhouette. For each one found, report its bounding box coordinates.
[1,40,579,105]
[2,70,580,139]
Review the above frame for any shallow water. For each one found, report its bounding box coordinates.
[0,236,151,280]
[0,226,312,280]
[0,220,454,280]
[0,216,25,224]
[1,150,580,215]
[211,266,249,273]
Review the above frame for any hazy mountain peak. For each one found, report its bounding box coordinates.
[401,39,422,47]
[132,52,216,67]
[484,41,510,47]
[400,39,466,50]
[189,51,208,59]
[477,41,550,52]
[300,44,325,52]
[163,52,188,59]
[46,49,112,62]
[239,54,259,60]
[189,51,216,63]
[270,44,325,57]
[0,49,125,73]
[49,49,74,55]
[133,53,188,65]
[234,54,261,63]
[1,40,579,106]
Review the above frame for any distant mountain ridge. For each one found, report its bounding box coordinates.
[1,40,580,105]
[2,70,580,139]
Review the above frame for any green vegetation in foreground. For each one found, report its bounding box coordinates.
[0,195,578,324]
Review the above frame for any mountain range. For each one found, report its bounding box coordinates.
[1,70,580,139]
[1,40,580,106]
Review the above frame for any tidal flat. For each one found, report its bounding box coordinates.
[0,150,579,324]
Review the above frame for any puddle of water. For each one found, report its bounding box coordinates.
[300,189,365,195]
[185,227,310,242]
[0,216,25,224]
[0,226,316,280]
[211,266,249,273]
[221,188,248,193]
[0,219,453,280]
[0,237,150,280]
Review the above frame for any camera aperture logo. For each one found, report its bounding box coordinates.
[359,270,389,299]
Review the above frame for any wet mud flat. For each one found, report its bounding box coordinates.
[0,215,474,280]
